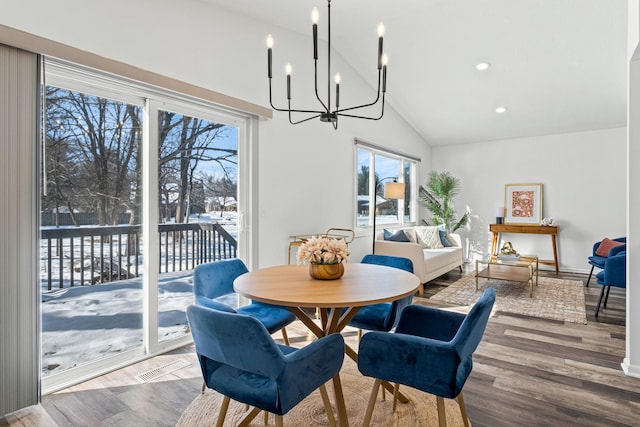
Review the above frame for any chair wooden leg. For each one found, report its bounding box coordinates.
[358,328,362,343]
[457,392,471,427]
[281,327,290,346]
[201,381,206,393]
[238,407,261,427]
[215,396,231,427]
[319,384,337,427]
[275,415,284,427]
[263,410,269,424]
[595,284,607,317]
[436,396,447,427]
[381,384,386,401]
[586,265,595,287]
[392,383,400,412]
[363,379,381,427]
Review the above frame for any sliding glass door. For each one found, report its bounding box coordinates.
[40,59,251,392]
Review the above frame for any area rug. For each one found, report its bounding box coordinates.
[430,274,587,324]
[176,359,466,426]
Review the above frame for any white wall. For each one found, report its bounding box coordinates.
[0,0,431,267]
[432,127,627,272]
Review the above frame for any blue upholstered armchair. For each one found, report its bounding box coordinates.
[587,237,626,287]
[357,288,496,427]
[186,304,344,426]
[595,251,626,317]
[192,259,296,345]
[348,254,415,340]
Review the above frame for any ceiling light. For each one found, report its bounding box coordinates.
[266,0,387,130]
[495,106,508,114]
[476,62,491,71]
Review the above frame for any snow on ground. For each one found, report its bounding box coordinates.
[40,212,239,377]
[41,271,196,375]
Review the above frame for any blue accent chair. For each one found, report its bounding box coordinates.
[348,254,415,341]
[357,288,496,427]
[587,237,626,287]
[192,259,296,345]
[186,304,344,426]
[595,251,626,317]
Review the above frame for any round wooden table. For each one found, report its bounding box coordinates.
[234,262,420,427]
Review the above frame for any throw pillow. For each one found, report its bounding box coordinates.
[437,224,452,247]
[595,238,624,257]
[383,229,410,242]
[404,229,418,243]
[414,225,444,249]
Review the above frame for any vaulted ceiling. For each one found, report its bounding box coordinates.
[202,0,628,145]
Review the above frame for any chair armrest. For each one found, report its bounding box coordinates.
[358,332,460,393]
[374,240,426,282]
[603,252,626,285]
[282,333,344,383]
[396,304,465,342]
[609,243,626,257]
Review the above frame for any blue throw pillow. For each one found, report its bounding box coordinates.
[437,224,452,247]
[383,229,410,242]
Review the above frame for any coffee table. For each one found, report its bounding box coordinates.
[475,255,539,297]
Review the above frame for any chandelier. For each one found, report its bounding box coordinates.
[266,0,387,130]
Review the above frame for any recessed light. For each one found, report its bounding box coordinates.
[495,106,507,114]
[476,62,491,71]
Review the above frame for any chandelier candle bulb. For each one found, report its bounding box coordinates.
[312,8,319,60]
[335,73,341,108]
[285,64,292,99]
[377,22,385,69]
[266,35,273,78]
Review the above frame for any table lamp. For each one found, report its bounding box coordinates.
[494,206,504,224]
[372,179,405,253]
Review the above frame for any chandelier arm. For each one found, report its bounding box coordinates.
[269,79,325,114]
[337,94,386,120]
[288,112,322,125]
[333,72,382,114]
[313,60,329,112]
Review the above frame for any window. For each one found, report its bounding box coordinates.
[355,140,418,229]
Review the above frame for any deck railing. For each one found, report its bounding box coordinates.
[40,223,237,290]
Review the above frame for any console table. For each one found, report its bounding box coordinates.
[489,224,559,273]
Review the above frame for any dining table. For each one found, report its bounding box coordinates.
[234,262,421,427]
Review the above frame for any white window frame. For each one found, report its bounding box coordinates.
[354,139,419,232]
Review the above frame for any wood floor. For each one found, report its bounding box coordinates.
[2,265,638,426]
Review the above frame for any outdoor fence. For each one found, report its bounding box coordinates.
[40,223,237,290]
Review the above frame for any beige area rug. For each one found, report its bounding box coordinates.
[431,274,587,324]
[176,358,466,426]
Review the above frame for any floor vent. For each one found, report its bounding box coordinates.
[135,359,191,383]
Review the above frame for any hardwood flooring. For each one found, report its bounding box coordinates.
[2,265,637,426]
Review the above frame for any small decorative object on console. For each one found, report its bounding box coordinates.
[541,217,556,226]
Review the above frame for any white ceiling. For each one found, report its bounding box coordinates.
[201,0,628,145]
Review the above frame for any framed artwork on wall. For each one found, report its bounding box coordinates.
[504,183,543,224]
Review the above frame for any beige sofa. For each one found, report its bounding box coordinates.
[374,226,464,294]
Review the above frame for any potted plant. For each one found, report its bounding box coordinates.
[419,171,469,232]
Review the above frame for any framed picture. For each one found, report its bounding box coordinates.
[504,183,543,224]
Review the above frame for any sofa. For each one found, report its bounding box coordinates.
[374,226,464,295]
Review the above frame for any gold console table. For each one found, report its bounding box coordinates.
[489,224,559,274]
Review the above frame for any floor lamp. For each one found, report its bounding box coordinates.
[372,179,406,253]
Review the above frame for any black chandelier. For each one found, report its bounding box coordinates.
[266,0,387,130]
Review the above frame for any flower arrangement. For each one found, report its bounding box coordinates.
[297,236,349,265]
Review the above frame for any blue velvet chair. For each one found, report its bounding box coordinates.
[192,259,296,345]
[586,237,626,287]
[186,304,344,426]
[348,254,415,341]
[595,251,626,317]
[357,288,496,427]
